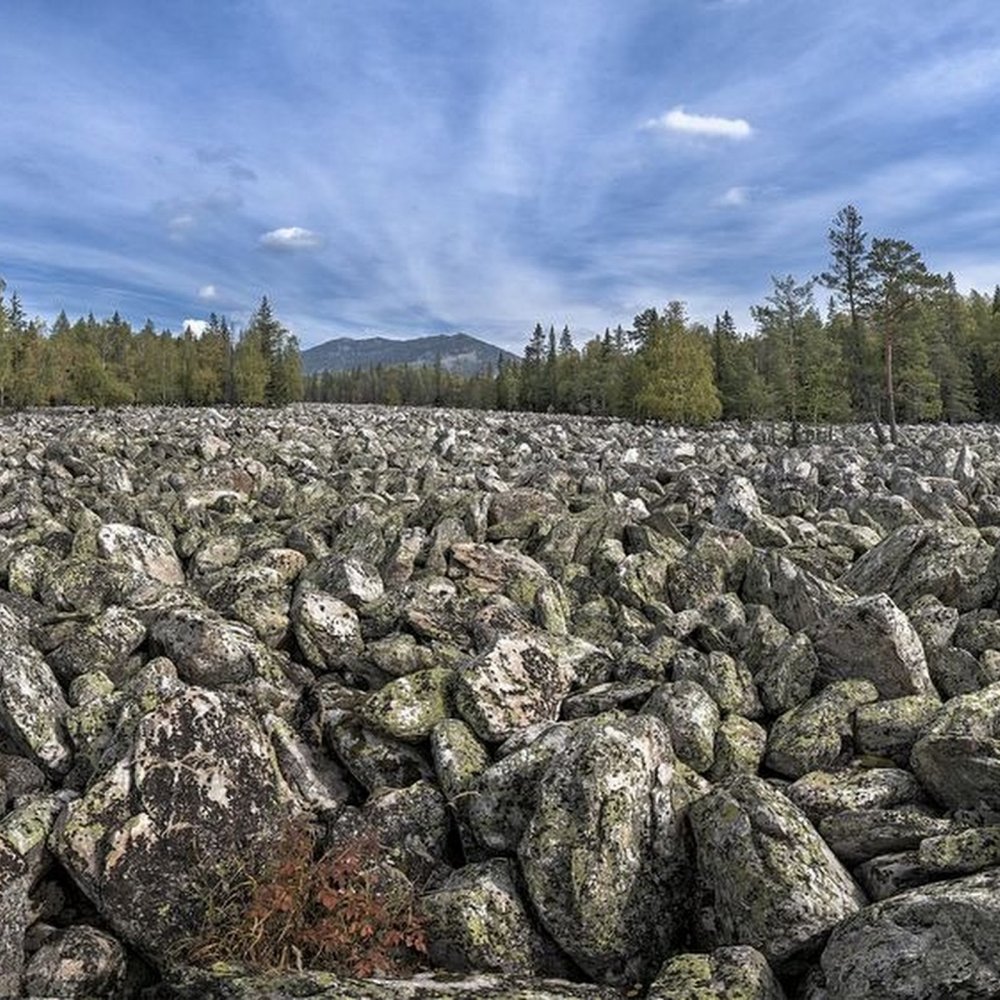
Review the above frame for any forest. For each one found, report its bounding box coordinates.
[3,206,1000,437]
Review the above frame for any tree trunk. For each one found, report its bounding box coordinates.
[885,326,898,445]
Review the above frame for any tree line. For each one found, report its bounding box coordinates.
[0,292,303,407]
[5,205,1000,431]
[308,205,1000,439]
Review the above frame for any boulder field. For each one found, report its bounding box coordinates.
[4,405,1000,998]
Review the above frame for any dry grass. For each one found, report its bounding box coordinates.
[178,820,428,977]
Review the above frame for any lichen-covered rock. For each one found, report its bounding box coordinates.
[689,775,865,971]
[469,724,574,854]
[754,632,817,717]
[853,696,941,766]
[813,593,935,699]
[291,590,365,670]
[641,680,720,773]
[672,651,762,720]
[822,869,1000,999]
[422,859,572,977]
[431,719,492,860]
[839,524,997,612]
[325,715,435,791]
[712,476,763,531]
[787,767,926,823]
[518,714,697,983]
[455,636,572,743]
[96,522,185,586]
[151,965,626,999]
[51,686,292,962]
[0,631,72,775]
[817,808,951,865]
[741,549,854,635]
[910,681,1000,810]
[918,825,1000,877]
[148,607,269,687]
[362,668,456,741]
[706,715,766,783]
[47,605,146,685]
[647,946,786,1000]
[765,680,879,779]
[21,924,128,999]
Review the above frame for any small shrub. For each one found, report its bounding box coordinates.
[179,821,428,977]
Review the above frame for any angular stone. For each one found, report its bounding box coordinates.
[910,682,1000,810]
[641,680,720,774]
[96,522,184,586]
[853,695,941,767]
[787,767,926,823]
[690,776,865,971]
[673,651,762,720]
[839,524,997,612]
[455,636,572,744]
[817,808,952,865]
[21,924,128,999]
[822,870,1000,1000]
[755,632,817,717]
[291,590,364,670]
[519,714,697,984]
[814,593,936,699]
[648,946,787,1000]
[422,859,571,977]
[52,686,291,962]
[362,668,456,742]
[706,715,767,783]
[765,680,879,779]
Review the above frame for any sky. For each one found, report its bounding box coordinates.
[1,1,999,352]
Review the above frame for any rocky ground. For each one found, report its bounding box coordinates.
[4,405,1000,998]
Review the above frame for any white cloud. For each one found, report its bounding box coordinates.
[258,226,324,250]
[719,186,749,206]
[167,213,195,241]
[198,284,218,300]
[645,105,752,140]
[181,318,207,337]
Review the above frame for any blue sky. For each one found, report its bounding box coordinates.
[2,1,999,351]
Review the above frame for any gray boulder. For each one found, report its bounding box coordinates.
[689,775,865,970]
[518,714,700,983]
[648,945,786,1000]
[822,869,1000,999]
[814,593,936,699]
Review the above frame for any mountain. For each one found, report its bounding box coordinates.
[301,332,519,377]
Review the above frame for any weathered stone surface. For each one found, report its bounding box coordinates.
[755,632,816,717]
[455,636,572,743]
[519,714,698,983]
[362,668,456,741]
[422,859,571,977]
[854,696,941,766]
[787,767,926,823]
[839,524,997,612]
[151,966,626,999]
[689,776,865,971]
[765,680,879,779]
[910,682,1000,810]
[672,651,762,720]
[648,946,786,1000]
[21,924,128,998]
[817,808,951,865]
[51,686,291,961]
[706,715,766,783]
[641,680,720,774]
[292,590,365,670]
[96,522,184,586]
[814,593,936,699]
[822,870,1000,1000]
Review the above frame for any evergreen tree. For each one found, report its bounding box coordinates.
[863,238,941,443]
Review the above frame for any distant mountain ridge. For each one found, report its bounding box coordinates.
[301,332,518,377]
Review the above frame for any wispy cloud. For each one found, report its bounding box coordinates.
[644,106,753,139]
[197,284,218,301]
[719,186,749,207]
[258,226,324,251]
[182,319,208,336]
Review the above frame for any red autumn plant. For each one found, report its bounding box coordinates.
[182,820,428,977]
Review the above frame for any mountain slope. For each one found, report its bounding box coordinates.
[301,333,518,376]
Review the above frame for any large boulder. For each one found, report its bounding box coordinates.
[822,869,1000,999]
[839,524,998,612]
[96,523,185,587]
[910,682,1000,810]
[518,714,701,983]
[51,686,293,962]
[813,593,936,699]
[689,775,865,970]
